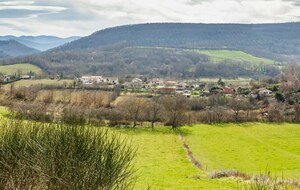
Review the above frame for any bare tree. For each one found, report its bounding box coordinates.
[280,65,300,98]
[118,97,145,128]
[228,98,248,122]
[294,103,300,123]
[162,95,189,128]
[145,97,163,128]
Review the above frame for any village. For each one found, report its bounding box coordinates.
[79,75,274,99]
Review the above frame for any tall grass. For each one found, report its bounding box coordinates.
[0,120,136,190]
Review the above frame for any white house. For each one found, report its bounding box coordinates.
[259,89,273,97]
[80,76,104,85]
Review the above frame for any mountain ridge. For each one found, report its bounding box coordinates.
[0,40,39,57]
[0,35,81,51]
[54,22,300,62]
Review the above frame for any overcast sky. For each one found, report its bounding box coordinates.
[0,0,300,37]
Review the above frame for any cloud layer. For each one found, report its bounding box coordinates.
[0,0,300,37]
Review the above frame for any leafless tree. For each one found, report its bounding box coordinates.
[162,95,189,128]
[145,97,164,128]
[228,98,248,122]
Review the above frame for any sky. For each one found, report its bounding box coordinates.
[0,0,300,37]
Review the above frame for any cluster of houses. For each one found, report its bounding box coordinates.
[80,76,119,85]
[0,74,34,83]
[79,76,273,98]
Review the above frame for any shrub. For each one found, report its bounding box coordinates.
[0,120,136,190]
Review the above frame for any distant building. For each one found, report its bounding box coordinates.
[209,87,224,95]
[155,87,176,94]
[131,78,143,88]
[80,76,119,85]
[259,89,272,97]
[80,76,103,85]
[223,86,236,94]
[104,77,119,85]
[149,78,164,86]
[165,81,178,87]
[21,75,31,80]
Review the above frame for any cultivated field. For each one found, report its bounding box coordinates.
[0,63,42,75]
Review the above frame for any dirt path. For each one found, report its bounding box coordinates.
[178,134,202,170]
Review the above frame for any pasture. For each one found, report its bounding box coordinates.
[0,106,299,189]
[0,63,42,75]
[183,123,300,180]
[196,50,276,65]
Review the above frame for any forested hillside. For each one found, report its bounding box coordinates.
[5,45,280,78]
[55,23,300,61]
[3,23,300,78]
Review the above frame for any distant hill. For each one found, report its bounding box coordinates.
[54,23,300,61]
[0,36,80,51]
[5,23,300,78]
[0,40,39,57]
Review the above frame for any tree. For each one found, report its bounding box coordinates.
[145,97,163,128]
[294,103,300,123]
[162,95,189,128]
[280,64,300,100]
[217,77,225,87]
[118,97,145,127]
[228,98,248,122]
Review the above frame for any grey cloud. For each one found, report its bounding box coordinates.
[0,9,49,18]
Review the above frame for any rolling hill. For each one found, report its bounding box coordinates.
[4,23,300,78]
[0,36,80,51]
[54,23,300,61]
[0,40,39,57]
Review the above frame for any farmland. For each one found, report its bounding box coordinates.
[183,123,300,180]
[0,63,42,75]
[6,79,74,88]
[195,50,276,65]
[0,102,299,189]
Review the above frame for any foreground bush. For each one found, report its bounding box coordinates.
[0,120,135,190]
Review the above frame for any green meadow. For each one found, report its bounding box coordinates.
[116,123,300,189]
[183,123,300,180]
[196,50,276,65]
[0,107,299,189]
[0,63,42,75]
[116,128,237,190]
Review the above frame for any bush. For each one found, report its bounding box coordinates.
[0,120,136,190]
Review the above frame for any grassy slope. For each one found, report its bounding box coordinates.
[196,50,275,64]
[0,63,42,75]
[183,123,300,180]
[1,79,74,92]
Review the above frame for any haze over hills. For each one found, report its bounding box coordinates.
[0,40,39,57]
[3,23,300,78]
[0,36,80,51]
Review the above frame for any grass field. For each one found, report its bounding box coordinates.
[0,105,299,189]
[195,50,276,65]
[3,79,74,88]
[183,123,300,180]
[0,63,42,75]
[116,128,237,190]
